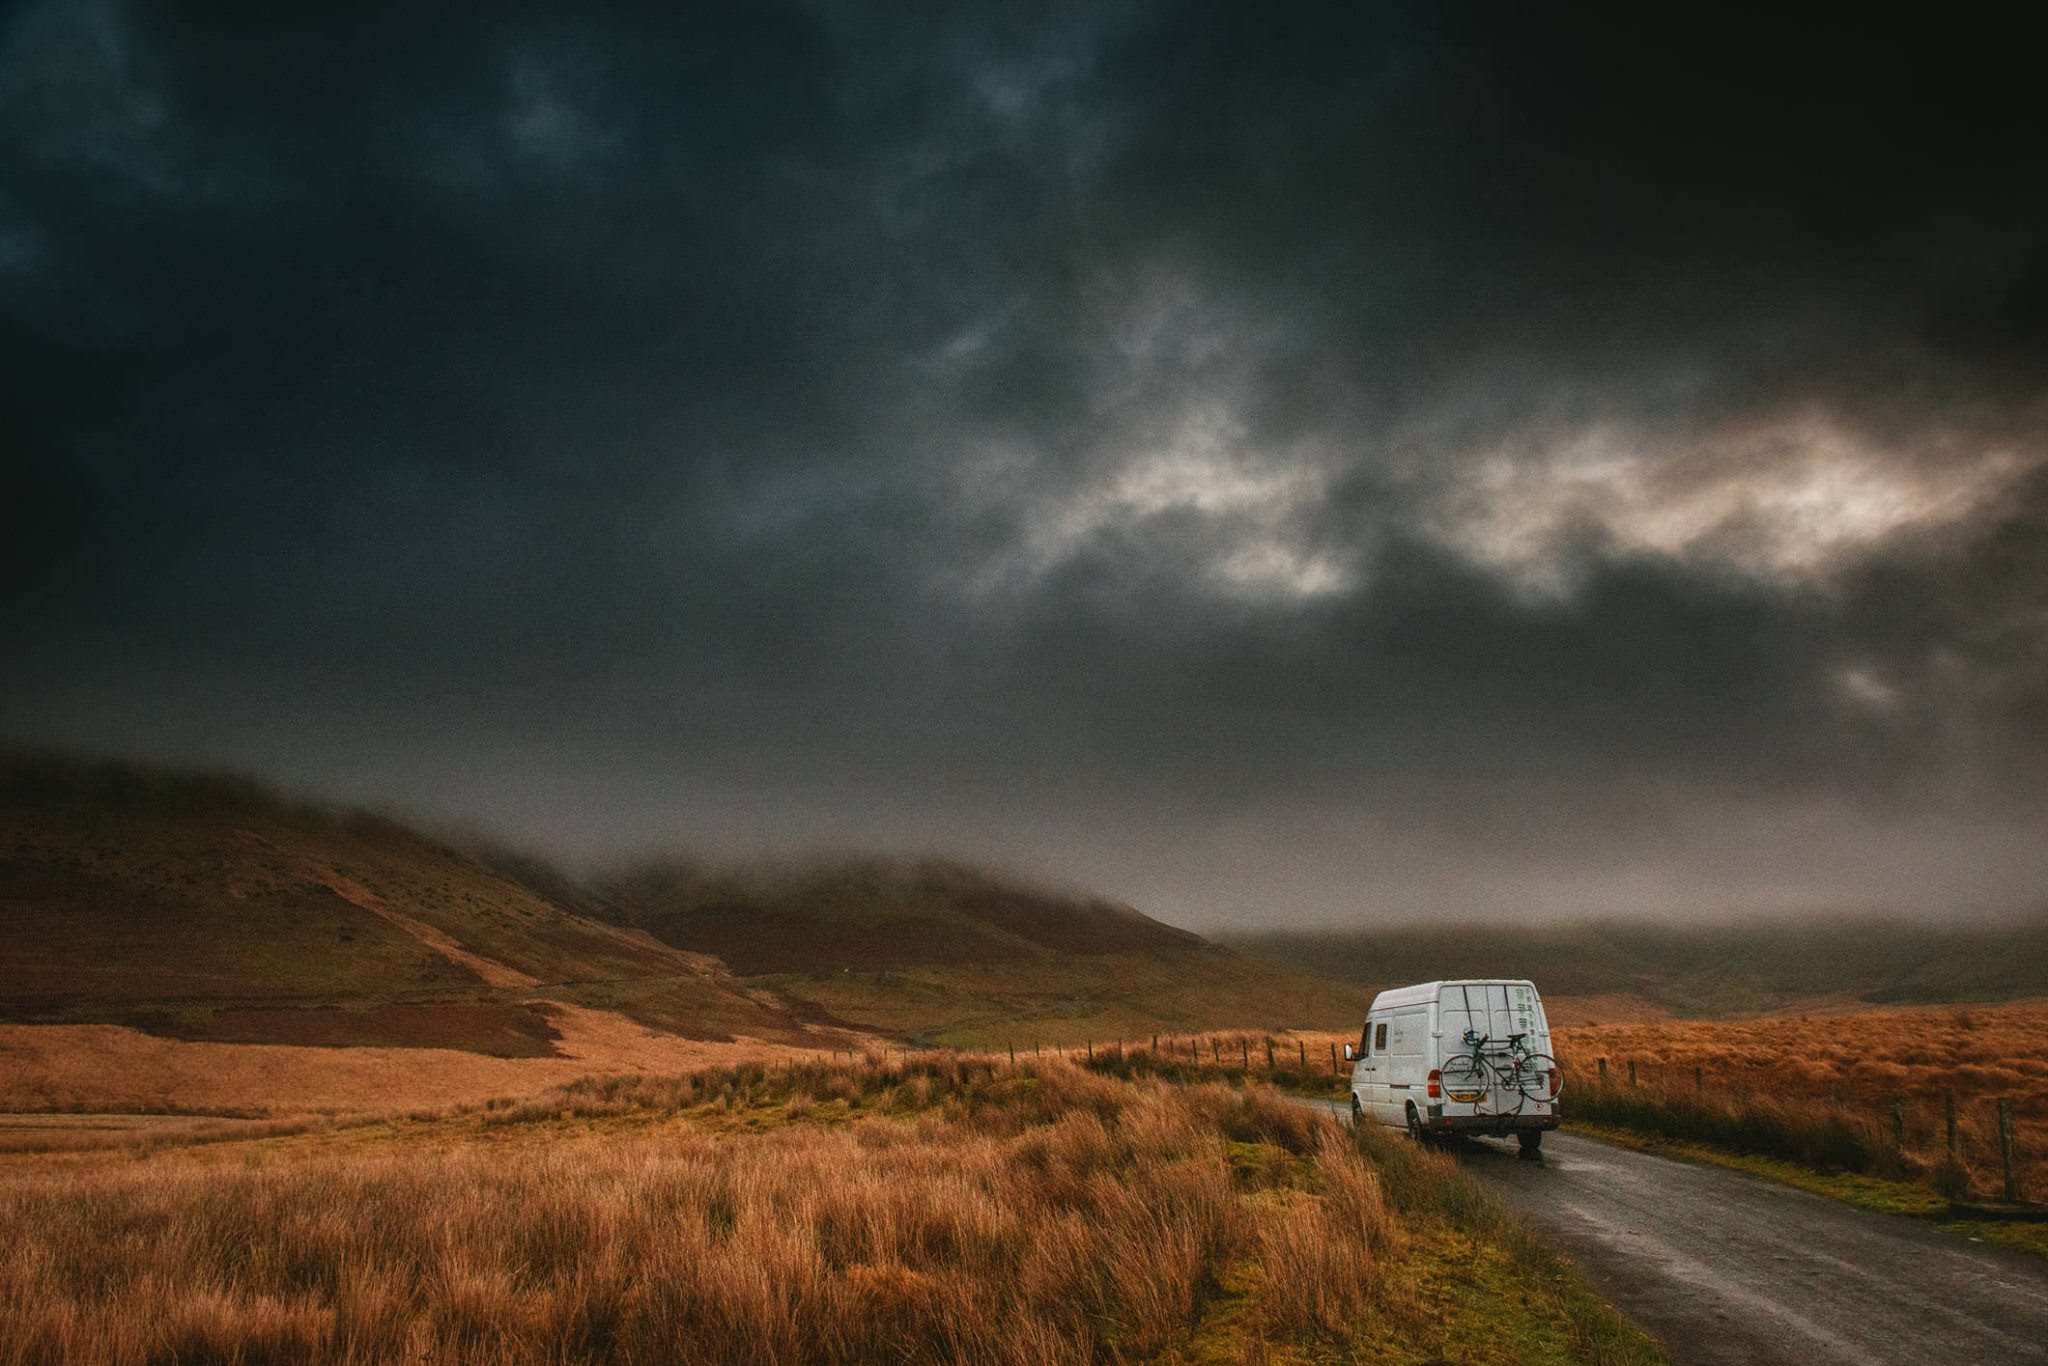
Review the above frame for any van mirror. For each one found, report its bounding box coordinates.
[1342,1043,1355,1061]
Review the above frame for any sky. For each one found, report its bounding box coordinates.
[4,4,2045,927]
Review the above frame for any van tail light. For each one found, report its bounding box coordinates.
[1427,1069,1442,1100]
[1547,1069,1560,1098]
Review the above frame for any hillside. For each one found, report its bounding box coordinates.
[0,755,816,1054]
[1224,915,2048,1017]
[0,753,1364,1069]
[600,858,1363,1046]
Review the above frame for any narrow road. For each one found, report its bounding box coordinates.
[1303,1100,2048,1365]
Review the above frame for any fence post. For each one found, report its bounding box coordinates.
[1999,1099,2020,1202]
[1299,1039,1307,1069]
[1329,1041,1339,1072]
[1695,1064,1704,1091]
[1008,1042,1015,1066]
[1598,1057,1608,1082]
[1946,1092,1958,1160]
[1265,1037,1275,1069]
[1240,1039,1249,1070]
[1891,1100,1904,1153]
[1212,1038,1220,1064]
[1627,1060,1637,1087]
[1087,1040,1093,1061]
[1152,1034,1158,1055]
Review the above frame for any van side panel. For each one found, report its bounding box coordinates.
[1353,1009,1387,1124]
[1382,1006,1430,1125]
[1348,995,1385,1125]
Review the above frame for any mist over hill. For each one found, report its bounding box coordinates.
[1223,915,2048,1016]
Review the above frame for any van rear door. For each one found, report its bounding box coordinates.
[1437,982,1538,1050]
[1438,982,1554,1116]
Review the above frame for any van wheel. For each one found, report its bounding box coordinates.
[1518,1131,1543,1156]
[1405,1104,1425,1145]
[1350,1096,1363,1126]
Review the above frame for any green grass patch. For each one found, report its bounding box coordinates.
[1935,1219,2048,1258]
[1568,1121,1943,1212]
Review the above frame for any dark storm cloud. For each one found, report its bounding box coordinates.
[4,3,2045,923]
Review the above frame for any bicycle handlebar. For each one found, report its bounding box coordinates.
[1458,1031,1531,1049]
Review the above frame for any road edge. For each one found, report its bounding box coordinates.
[1562,1120,2048,1262]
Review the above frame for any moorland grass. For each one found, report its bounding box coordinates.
[1565,1080,1903,1178]
[0,1056,1661,1365]
[1556,1005,2048,1202]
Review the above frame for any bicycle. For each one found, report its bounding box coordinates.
[1440,1032,1561,1114]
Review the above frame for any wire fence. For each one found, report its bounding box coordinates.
[823,1031,1356,1090]
[1562,1052,2037,1205]
[824,1034,2037,1205]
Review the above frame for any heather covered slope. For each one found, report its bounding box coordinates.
[0,755,814,1052]
[605,858,1362,1047]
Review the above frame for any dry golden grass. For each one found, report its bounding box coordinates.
[0,1061,1369,1364]
[1061,1031,1357,1106]
[1558,1000,2048,1198]
[0,1057,1658,1365]
[0,1005,827,1119]
[1540,995,1676,1027]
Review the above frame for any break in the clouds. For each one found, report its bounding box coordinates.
[4,3,2046,925]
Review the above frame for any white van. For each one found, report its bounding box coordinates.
[1343,979,1560,1152]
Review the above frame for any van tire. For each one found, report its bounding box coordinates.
[1518,1131,1543,1156]
[1405,1103,1425,1145]
[1350,1096,1363,1126]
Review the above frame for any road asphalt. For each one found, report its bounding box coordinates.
[1303,1098,2048,1365]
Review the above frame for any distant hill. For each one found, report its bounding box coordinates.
[0,754,814,1053]
[599,857,1361,1047]
[1223,915,2048,1016]
[0,753,1363,1055]
[603,857,1203,972]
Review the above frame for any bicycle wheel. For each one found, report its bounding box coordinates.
[1440,1051,1489,1105]
[1514,1053,1560,1103]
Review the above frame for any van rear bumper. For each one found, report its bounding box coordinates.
[1427,1106,1559,1135]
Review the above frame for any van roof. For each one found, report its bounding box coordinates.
[1367,979,1539,1011]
